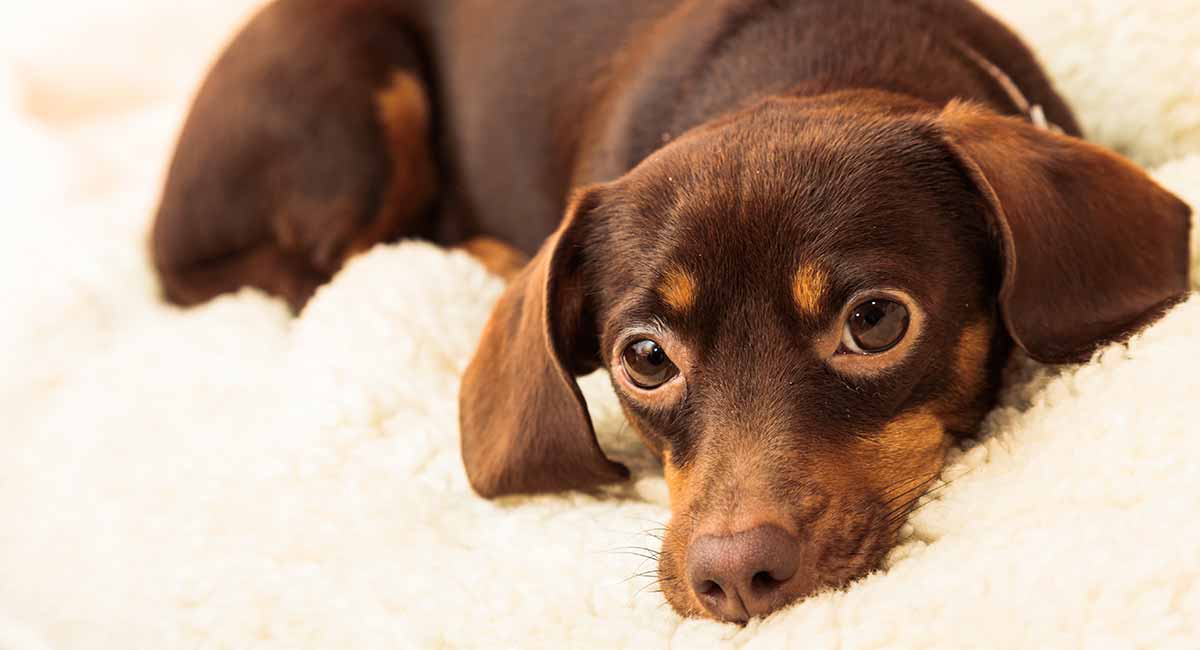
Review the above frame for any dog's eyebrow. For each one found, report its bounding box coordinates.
[658,267,697,312]
[613,318,671,346]
[792,262,829,316]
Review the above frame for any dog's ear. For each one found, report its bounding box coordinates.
[459,187,628,498]
[935,101,1192,363]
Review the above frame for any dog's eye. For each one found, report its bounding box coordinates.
[622,339,679,389]
[842,299,909,354]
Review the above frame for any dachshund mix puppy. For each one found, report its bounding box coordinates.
[153,0,1192,622]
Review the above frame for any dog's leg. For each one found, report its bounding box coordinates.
[152,0,437,312]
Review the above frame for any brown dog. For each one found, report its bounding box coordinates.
[152,0,1192,623]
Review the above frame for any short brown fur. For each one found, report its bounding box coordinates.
[153,0,1192,623]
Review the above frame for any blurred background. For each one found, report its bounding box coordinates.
[1,1,269,351]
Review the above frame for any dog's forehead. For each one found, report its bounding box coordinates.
[626,107,961,244]
[611,116,965,323]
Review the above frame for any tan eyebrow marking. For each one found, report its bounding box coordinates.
[658,267,697,312]
[792,262,829,315]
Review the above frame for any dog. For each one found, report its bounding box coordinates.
[151,0,1192,623]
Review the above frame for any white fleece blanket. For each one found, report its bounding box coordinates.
[2,1,1199,648]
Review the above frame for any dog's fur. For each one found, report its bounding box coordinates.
[151,0,1192,622]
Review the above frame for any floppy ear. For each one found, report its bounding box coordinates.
[935,101,1192,363]
[459,187,629,498]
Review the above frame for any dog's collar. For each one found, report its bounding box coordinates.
[954,41,1063,134]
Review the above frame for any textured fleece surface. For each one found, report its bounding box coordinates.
[1,1,1199,648]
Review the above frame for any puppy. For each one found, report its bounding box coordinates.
[151,0,1192,622]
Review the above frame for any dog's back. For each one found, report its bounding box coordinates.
[421,0,1080,250]
[152,0,1078,309]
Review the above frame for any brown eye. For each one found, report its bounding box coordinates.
[621,339,679,389]
[842,299,909,354]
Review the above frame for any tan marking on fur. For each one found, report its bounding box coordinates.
[954,320,992,400]
[378,71,431,135]
[855,409,949,498]
[662,449,699,507]
[456,237,530,282]
[792,263,829,316]
[658,267,697,312]
[661,449,709,617]
[918,317,996,434]
[835,322,991,524]
[343,72,438,262]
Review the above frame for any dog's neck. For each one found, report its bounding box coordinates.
[572,2,1073,191]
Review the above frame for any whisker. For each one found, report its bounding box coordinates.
[618,570,660,586]
[878,459,984,519]
[607,545,661,556]
[633,580,659,598]
[884,502,920,527]
[878,475,940,508]
[605,550,662,564]
[632,571,677,598]
[882,473,968,527]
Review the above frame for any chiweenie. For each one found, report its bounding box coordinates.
[152,0,1191,622]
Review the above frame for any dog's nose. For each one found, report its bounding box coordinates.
[686,524,802,623]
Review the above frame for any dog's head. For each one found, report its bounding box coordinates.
[459,93,1191,622]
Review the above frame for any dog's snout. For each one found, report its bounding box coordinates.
[686,524,802,622]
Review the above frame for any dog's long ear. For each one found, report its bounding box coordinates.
[459,187,628,498]
[935,101,1191,363]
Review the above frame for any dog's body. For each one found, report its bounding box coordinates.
[413,0,1083,253]
[154,0,1082,306]
[153,0,1191,623]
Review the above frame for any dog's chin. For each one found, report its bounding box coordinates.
[656,513,904,622]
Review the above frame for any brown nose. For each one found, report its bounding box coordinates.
[686,524,802,623]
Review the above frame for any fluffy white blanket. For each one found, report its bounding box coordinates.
[2,1,1199,648]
